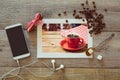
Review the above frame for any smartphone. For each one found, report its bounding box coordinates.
[5,23,30,60]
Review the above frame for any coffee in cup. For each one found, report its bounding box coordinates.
[65,33,84,48]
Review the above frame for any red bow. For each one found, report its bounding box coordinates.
[27,13,43,32]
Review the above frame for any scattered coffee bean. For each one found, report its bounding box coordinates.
[73,10,76,13]
[58,13,61,17]
[79,17,83,19]
[95,12,98,16]
[81,3,84,6]
[82,1,106,34]
[57,1,106,34]
[86,8,89,10]
[66,20,68,23]
[79,11,83,14]
[73,13,76,16]
[83,8,86,10]
[75,15,80,19]
[102,23,106,28]
[63,11,67,15]
[92,1,95,5]
[104,9,108,13]
[89,30,94,34]
[82,19,85,22]
[93,5,96,9]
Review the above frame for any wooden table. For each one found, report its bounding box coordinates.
[0,0,120,80]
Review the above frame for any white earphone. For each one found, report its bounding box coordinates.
[55,64,64,71]
[51,59,56,70]
[51,59,64,71]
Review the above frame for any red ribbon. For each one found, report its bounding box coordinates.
[27,13,43,32]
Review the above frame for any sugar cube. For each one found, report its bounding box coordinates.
[97,55,103,60]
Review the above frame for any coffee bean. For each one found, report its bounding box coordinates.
[79,17,83,19]
[63,11,67,15]
[83,8,86,10]
[104,9,108,13]
[73,10,76,13]
[81,3,84,6]
[73,13,76,16]
[95,12,98,16]
[93,5,96,9]
[82,19,85,22]
[92,9,96,12]
[86,8,89,10]
[58,13,61,17]
[102,23,106,28]
[88,26,92,29]
[75,15,80,19]
[92,1,95,5]
[66,20,68,23]
[79,11,82,13]
[89,30,93,34]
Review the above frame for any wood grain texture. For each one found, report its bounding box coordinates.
[0,0,120,31]
[0,67,120,80]
[0,0,120,80]
[0,30,120,68]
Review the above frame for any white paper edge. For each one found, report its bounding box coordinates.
[37,19,93,58]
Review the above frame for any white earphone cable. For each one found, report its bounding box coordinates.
[0,60,54,80]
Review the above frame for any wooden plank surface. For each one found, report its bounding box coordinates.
[0,0,120,31]
[0,67,120,80]
[0,0,120,80]
[0,30,120,68]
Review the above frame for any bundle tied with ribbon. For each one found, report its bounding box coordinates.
[27,13,43,32]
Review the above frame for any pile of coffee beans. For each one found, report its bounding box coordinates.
[58,0,107,35]
[80,0,106,34]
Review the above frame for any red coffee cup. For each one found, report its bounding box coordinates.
[65,34,84,48]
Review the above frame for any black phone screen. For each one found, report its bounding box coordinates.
[6,25,29,57]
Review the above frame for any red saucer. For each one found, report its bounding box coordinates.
[60,39,86,51]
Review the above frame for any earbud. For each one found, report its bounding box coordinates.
[55,64,64,71]
[51,59,56,70]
